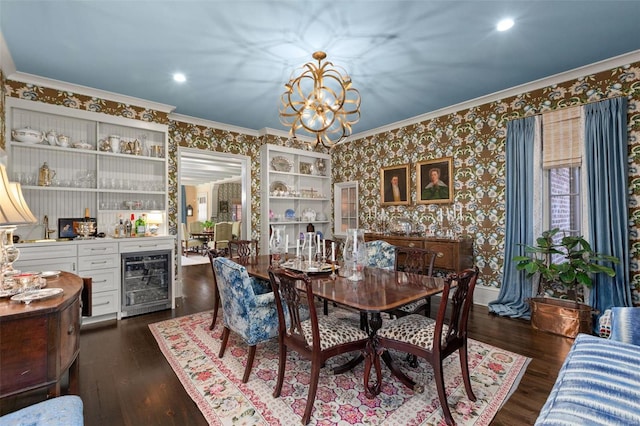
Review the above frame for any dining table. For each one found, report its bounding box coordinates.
[191,231,215,255]
[242,254,448,397]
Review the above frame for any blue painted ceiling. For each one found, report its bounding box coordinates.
[1,1,639,135]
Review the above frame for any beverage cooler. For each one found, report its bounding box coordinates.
[121,250,172,317]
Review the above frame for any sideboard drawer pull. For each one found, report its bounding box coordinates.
[94,301,111,307]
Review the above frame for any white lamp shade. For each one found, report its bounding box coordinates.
[9,182,38,223]
[0,164,37,225]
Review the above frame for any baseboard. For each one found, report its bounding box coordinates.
[473,286,500,307]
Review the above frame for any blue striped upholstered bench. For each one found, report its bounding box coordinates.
[535,331,640,425]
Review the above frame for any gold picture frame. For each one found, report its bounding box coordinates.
[416,157,453,204]
[380,164,410,206]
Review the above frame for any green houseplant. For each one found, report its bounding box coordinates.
[513,228,619,337]
[514,228,619,302]
[202,220,214,232]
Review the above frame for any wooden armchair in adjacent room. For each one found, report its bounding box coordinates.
[181,223,206,257]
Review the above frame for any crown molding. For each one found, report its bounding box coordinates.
[6,71,176,114]
[169,112,260,136]
[0,31,16,76]
[343,49,640,143]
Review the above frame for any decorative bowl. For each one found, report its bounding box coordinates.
[12,127,44,144]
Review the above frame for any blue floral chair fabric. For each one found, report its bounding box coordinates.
[212,256,280,382]
[365,240,396,270]
[0,395,84,425]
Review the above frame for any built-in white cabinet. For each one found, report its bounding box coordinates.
[5,98,168,241]
[13,236,175,323]
[260,144,332,254]
[334,181,359,237]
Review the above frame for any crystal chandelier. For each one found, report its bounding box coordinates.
[279,51,361,148]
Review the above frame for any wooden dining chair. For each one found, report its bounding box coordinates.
[390,246,439,317]
[370,267,479,426]
[268,267,369,425]
[206,249,224,331]
[228,239,259,264]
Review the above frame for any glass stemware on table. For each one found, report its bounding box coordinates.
[343,228,368,281]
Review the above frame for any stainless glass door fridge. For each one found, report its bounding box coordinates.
[121,250,172,317]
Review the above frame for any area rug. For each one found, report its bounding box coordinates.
[150,310,530,425]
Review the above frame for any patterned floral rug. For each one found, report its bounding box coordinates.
[150,310,530,425]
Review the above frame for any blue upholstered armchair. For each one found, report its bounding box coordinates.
[365,240,396,269]
[212,256,280,382]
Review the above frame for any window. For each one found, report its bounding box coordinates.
[541,106,585,261]
[197,193,207,222]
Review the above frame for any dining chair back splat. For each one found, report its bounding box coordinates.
[391,246,438,317]
[268,267,369,425]
[228,239,259,264]
[212,257,279,383]
[372,267,479,426]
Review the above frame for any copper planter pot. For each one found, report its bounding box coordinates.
[529,297,594,338]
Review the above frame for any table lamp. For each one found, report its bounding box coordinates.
[1,163,38,278]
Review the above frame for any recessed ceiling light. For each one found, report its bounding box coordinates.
[497,18,514,32]
[173,73,186,83]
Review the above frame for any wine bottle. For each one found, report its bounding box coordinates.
[129,213,136,237]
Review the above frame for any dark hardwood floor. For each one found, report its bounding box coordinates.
[1,263,573,425]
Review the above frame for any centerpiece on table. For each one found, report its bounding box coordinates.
[513,228,619,338]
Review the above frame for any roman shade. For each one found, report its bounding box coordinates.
[542,106,582,169]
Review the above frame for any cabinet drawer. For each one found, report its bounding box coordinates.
[79,242,118,256]
[14,257,76,273]
[424,242,456,270]
[119,238,174,253]
[91,291,119,316]
[59,298,80,372]
[16,244,77,261]
[82,269,119,293]
[78,254,119,271]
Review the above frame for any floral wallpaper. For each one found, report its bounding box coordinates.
[216,182,241,222]
[333,62,640,303]
[3,60,640,305]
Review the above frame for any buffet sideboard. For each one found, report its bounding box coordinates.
[364,233,474,272]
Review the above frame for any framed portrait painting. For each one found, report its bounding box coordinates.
[417,157,453,204]
[380,164,410,206]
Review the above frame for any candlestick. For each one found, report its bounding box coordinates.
[322,239,326,258]
[285,235,289,253]
[84,207,90,218]
[296,238,300,257]
[331,242,335,262]
[316,234,321,253]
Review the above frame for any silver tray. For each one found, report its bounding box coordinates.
[11,288,63,304]
[271,156,292,172]
[281,260,339,274]
[270,180,289,193]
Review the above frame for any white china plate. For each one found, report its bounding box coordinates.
[271,156,292,172]
[302,208,316,221]
[41,270,61,279]
[73,142,92,150]
[11,288,64,304]
[285,209,295,219]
